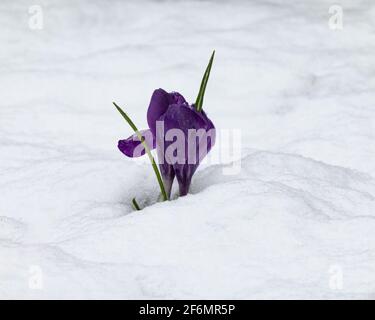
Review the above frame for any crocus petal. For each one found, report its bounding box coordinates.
[174,164,195,196]
[157,104,215,196]
[199,110,216,160]
[147,88,187,136]
[159,162,175,199]
[168,91,187,105]
[118,129,155,158]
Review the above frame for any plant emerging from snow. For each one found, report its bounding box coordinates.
[114,51,216,210]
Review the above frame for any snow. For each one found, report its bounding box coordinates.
[1,0,375,299]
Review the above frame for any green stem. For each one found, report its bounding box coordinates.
[132,198,141,211]
[195,50,215,112]
[113,102,168,202]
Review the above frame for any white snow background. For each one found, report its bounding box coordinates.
[1,0,375,299]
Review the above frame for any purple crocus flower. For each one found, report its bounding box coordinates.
[118,88,215,197]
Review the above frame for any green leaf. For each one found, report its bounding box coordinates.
[132,197,141,211]
[113,102,168,202]
[195,50,215,112]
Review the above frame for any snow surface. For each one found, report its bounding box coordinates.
[1,0,375,299]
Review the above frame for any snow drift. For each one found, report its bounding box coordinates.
[1,0,375,299]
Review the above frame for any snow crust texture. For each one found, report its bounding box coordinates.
[1,0,375,299]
